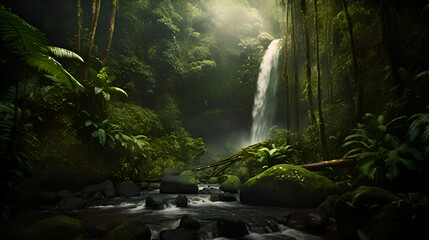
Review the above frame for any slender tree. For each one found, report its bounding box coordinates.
[300,0,317,125]
[314,0,329,160]
[291,0,299,132]
[280,0,291,142]
[76,0,83,55]
[323,0,332,103]
[102,0,118,66]
[84,0,101,79]
[342,0,363,121]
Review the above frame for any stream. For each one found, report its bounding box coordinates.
[15,184,337,240]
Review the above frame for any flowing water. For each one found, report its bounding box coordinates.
[6,185,337,240]
[250,39,282,144]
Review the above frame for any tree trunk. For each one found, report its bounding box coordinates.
[342,0,363,122]
[76,0,83,55]
[300,0,317,125]
[281,0,291,143]
[379,0,402,91]
[291,0,299,132]
[102,0,118,66]
[323,0,332,103]
[314,0,329,161]
[84,0,101,79]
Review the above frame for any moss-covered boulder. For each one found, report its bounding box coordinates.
[208,177,218,184]
[25,215,83,240]
[160,175,198,194]
[220,175,241,193]
[240,164,340,207]
[107,220,151,240]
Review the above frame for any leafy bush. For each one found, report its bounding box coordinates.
[343,113,423,182]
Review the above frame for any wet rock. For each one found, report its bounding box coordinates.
[55,190,73,200]
[160,228,199,240]
[100,180,116,197]
[57,197,84,211]
[212,216,248,238]
[83,180,116,198]
[276,212,292,226]
[240,164,339,208]
[219,193,236,202]
[91,191,104,200]
[116,180,140,197]
[25,215,83,240]
[163,168,180,176]
[210,192,220,202]
[237,167,250,183]
[220,175,241,193]
[160,175,198,194]
[107,220,151,240]
[176,195,188,207]
[179,215,201,231]
[145,195,163,209]
[303,211,329,233]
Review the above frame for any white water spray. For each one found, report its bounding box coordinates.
[250,39,281,144]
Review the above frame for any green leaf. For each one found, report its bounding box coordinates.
[0,8,48,53]
[109,87,128,98]
[94,87,103,95]
[26,52,84,91]
[98,128,106,146]
[48,46,83,62]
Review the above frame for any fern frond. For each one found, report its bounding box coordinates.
[0,8,48,53]
[26,53,84,91]
[48,46,84,62]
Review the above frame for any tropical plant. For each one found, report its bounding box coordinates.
[0,7,84,91]
[408,105,429,155]
[253,144,293,169]
[343,113,423,181]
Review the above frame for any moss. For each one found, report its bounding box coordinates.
[208,177,219,184]
[240,164,340,207]
[107,220,151,240]
[25,215,83,240]
[220,175,241,193]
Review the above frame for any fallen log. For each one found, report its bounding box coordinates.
[297,155,358,171]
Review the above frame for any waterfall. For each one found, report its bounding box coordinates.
[250,39,281,144]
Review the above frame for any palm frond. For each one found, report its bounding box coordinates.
[48,46,84,62]
[26,53,84,91]
[0,8,48,53]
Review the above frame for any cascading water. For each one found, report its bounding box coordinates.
[250,39,282,144]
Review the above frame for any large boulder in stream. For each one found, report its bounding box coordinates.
[160,175,198,194]
[240,164,340,208]
[25,215,83,240]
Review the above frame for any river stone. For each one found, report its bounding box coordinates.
[25,215,83,240]
[57,197,84,210]
[240,164,340,208]
[100,180,116,197]
[146,195,164,209]
[107,220,151,240]
[317,194,340,217]
[176,195,188,207]
[160,175,198,194]
[220,175,241,193]
[212,216,248,238]
[160,228,199,240]
[208,177,218,184]
[116,180,140,197]
[179,215,201,231]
